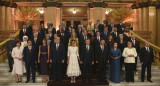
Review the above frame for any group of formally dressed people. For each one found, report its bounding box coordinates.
[6,19,154,84]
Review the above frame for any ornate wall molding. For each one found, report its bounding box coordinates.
[131,1,160,9]
[43,2,62,8]
[88,2,107,8]
[0,1,17,8]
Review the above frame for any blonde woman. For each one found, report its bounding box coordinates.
[68,33,79,47]
[122,42,137,83]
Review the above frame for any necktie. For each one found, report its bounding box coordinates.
[147,47,150,52]
[34,39,37,44]
[24,29,26,34]
[102,46,104,52]
[56,44,59,51]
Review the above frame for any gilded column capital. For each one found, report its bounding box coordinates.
[42,2,62,8]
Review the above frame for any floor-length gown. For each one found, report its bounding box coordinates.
[12,47,26,75]
[108,48,122,83]
[40,45,48,75]
[66,46,81,77]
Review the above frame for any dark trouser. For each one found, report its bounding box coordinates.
[82,63,92,81]
[141,63,151,81]
[98,62,107,81]
[120,56,124,70]
[134,57,137,70]
[53,61,62,81]
[8,54,13,71]
[125,63,134,82]
[26,62,35,81]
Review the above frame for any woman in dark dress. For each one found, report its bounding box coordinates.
[108,42,122,83]
[38,39,50,83]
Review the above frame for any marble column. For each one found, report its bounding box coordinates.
[88,8,94,25]
[148,6,156,44]
[156,8,160,46]
[0,6,6,31]
[133,9,139,31]
[142,7,149,31]
[94,7,105,24]
[44,7,57,29]
[56,8,60,30]
[5,7,9,30]
[11,8,15,30]
[138,8,143,30]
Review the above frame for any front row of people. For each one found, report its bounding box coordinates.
[11,37,154,83]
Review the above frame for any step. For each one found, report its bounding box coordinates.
[0,76,46,82]
[122,66,159,71]
[0,82,47,86]
[109,81,160,86]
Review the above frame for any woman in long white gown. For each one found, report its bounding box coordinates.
[67,40,81,83]
[12,41,26,83]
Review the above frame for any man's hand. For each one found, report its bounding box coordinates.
[114,57,118,59]
[62,60,65,64]
[80,61,83,64]
[23,62,25,65]
[38,59,40,63]
[141,62,143,64]
[108,60,109,63]
[50,59,52,63]
[96,61,98,64]
[92,61,94,65]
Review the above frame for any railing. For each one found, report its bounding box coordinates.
[130,30,160,68]
[0,30,19,62]
[0,30,18,42]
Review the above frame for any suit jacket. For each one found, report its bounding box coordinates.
[57,32,67,45]
[40,28,48,39]
[79,35,90,47]
[101,31,110,41]
[108,24,116,33]
[117,23,125,33]
[96,45,109,63]
[93,36,102,47]
[23,46,36,63]
[80,45,94,63]
[131,40,140,54]
[6,40,16,56]
[111,32,119,42]
[26,25,33,39]
[19,29,29,41]
[140,47,154,64]
[50,44,65,63]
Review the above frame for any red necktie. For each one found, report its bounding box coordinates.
[35,39,37,44]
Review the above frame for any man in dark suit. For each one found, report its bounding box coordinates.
[80,39,94,83]
[79,30,90,47]
[140,41,154,82]
[94,19,103,32]
[101,20,108,32]
[96,39,109,82]
[93,31,101,47]
[69,21,76,30]
[117,20,125,34]
[31,32,42,73]
[26,20,33,39]
[50,37,65,82]
[23,40,36,83]
[131,35,140,71]
[111,27,119,42]
[101,26,110,41]
[6,34,16,72]
[93,24,100,37]
[76,25,83,39]
[19,25,29,41]
[108,20,116,33]
[49,23,56,34]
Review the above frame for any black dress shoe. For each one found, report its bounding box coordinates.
[82,80,86,83]
[8,70,12,72]
[141,80,144,82]
[25,81,29,83]
[147,80,152,82]
[33,80,35,83]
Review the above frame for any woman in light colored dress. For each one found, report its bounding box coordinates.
[12,41,26,83]
[21,35,28,49]
[67,40,81,83]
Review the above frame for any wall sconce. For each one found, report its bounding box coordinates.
[105,9,111,14]
[37,8,44,14]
